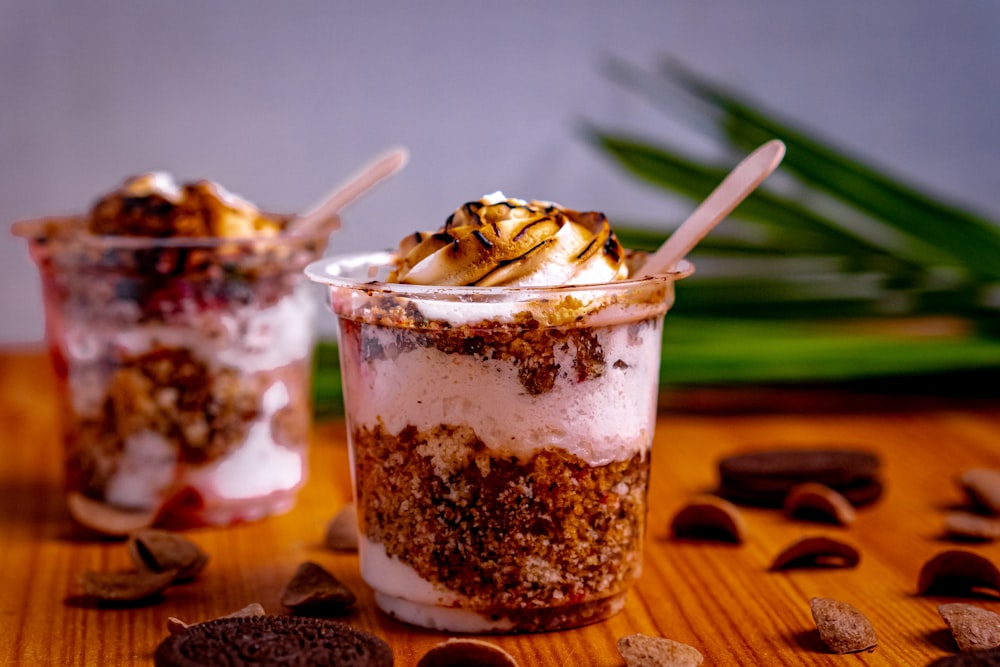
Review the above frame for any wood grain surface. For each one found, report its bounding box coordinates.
[2,347,1000,666]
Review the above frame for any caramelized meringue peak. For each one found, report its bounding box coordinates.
[391,193,629,286]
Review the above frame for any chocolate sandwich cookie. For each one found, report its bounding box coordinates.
[154,615,393,667]
[718,448,883,508]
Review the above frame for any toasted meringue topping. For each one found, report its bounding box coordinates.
[87,172,284,238]
[390,193,630,286]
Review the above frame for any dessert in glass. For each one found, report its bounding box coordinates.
[306,192,692,632]
[14,173,330,532]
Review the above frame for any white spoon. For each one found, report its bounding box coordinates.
[290,146,410,236]
[635,139,786,278]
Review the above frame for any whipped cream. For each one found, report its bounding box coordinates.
[390,192,629,287]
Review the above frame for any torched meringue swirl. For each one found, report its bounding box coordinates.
[390,192,630,286]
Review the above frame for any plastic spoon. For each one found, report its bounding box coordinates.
[290,146,410,236]
[635,139,786,278]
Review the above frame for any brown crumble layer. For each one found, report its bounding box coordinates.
[354,421,649,613]
[346,314,657,395]
[67,347,309,501]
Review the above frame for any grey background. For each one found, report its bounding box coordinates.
[2,1,998,342]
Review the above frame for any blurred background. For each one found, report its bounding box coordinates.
[2,1,999,385]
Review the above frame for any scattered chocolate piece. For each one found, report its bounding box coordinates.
[809,597,878,654]
[918,550,1000,597]
[280,561,356,614]
[324,503,360,551]
[927,647,1000,666]
[945,513,1000,542]
[79,568,178,603]
[939,603,1000,652]
[166,602,267,635]
[153,616,393,667]
[718,448,882,508]
[770,536,861,571]
[670,495,746,543]
[616,633,704,667]
[416,638,520,667]
[783,482,856,526]
[128,529,209,583]
[958,469,1000,516]
[67,492,157,537]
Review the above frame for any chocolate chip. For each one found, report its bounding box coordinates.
[809,597,877,654]
[927,648,1000,666]
[416,638,520,667]
[616,634,704,667]
[280,561,356,614]
[670,495,746,544]
[67,492,157,537]
[918,550,1000,597]
[79,568,178,603]
[324,504,359,552]
[939,603,1000,652]
[770,536,860,571]
[128,529,209,583]
[783,482,856,526]
[154,616,393,667]
[944,513,1000,542]
[958,469,1000,516]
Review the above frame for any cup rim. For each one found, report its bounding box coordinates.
[11,215,334,249]
[305,250,694,296]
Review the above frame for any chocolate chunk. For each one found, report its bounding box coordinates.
[670,495,746,544]
[67,492,157,537]
[939,603,1000,652]
[416,638,520,667]
[324,504,360,552]
[927,648,1000,666]
[616,634,703,667]
[810,597,877,654]
[783,483,856,526]
[280,561,356,614]
[918,550,1000,598]
[770,536,860,571]
[128,529,209,583]
[154,616,393,667]
[958,469,1000,516]
[79,568,178,603]
[944,513,1000,542]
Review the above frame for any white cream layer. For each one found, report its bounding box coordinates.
[343,320,662,466]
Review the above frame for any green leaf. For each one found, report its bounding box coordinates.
[657,59,1000,280]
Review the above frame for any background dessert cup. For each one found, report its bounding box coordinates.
[15,199,330,531]
[307,251,692,633]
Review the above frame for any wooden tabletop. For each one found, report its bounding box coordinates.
[3,346,1000,666]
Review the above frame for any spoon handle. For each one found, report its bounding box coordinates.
[293,146,410,235]
[635,139,785,278]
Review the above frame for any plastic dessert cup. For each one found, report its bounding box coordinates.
[306,251,692,633]
[15,217,329,529]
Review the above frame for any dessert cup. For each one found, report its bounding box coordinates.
[15,217,329,528]
[307,251,692,632]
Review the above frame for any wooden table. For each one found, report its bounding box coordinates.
[3,347,1000,666]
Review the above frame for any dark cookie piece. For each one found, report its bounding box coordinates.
[718,449,882,508]
[927,647,1000,666]
[154,615,393,667]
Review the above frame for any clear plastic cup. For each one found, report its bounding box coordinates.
[15,217,330,530]
[306,251,692,633]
